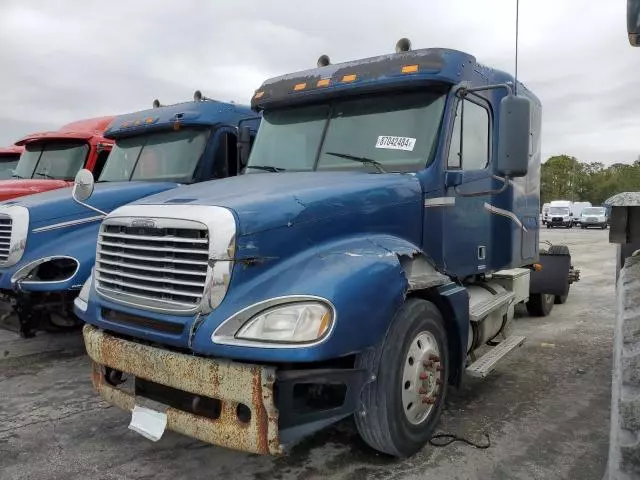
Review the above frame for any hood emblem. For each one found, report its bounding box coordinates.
[130,218,156,229]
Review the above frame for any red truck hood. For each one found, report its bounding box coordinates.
[0,179,72,201]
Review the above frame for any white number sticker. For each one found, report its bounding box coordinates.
[375,136,416,151]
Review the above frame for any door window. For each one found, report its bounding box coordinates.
[447,98,491,170]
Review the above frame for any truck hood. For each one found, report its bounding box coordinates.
[4,181,179,229]
[133,172,423,235]
[0,179,72,201]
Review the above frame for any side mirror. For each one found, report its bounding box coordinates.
[629,0,640,46]
[497,95,531,178]
[237,125,252,171]
[73,168,95,202]
[570,213,574,217]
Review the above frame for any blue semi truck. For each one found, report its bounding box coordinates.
[75,40,578,457]
[0,93,259,337]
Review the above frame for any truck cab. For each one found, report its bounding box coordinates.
[76,41,577,457]
[0,93,259,337]
[0,145,23,180]
[0,117,115,200]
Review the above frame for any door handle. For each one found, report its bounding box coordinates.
[444,171,464,188]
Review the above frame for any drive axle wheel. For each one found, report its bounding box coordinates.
[355,298,448,457]
[526,293,554,316]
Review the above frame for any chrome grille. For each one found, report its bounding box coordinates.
[0,215,13,263]
[95,223,209,310]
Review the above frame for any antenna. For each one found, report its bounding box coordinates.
[514,0,520,95]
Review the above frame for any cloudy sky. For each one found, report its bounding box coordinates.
[0,1,635,165]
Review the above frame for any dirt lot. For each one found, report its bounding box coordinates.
[0,228,615,480]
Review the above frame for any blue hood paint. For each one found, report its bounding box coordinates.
[134,172,423,235]
[4,181,178,229]
[80,171,427,361]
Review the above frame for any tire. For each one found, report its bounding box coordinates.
[547,224,551,229]
[526,293,555,316]
[545,245,571,305]
[554,290,568,304]
[606,256,640,478]
[355,298,449,457]
[581,225,586,229]
[547,244,570,256]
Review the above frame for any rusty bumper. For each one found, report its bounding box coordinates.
[83,324,281,455]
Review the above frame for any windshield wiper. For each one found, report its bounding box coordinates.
[325,152,387,173]
[11,174,22,179]
[34,172,55,180]
[246,165,286,173]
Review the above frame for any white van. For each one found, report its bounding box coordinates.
[547,200,573,228]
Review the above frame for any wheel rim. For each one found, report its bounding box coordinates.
[544,294,554,306]
[401,331,442,425]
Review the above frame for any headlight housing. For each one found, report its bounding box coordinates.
[235,302,333,344]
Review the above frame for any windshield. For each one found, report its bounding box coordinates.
[247,91,447,173]
[13,142,89,180]
[549,207,570,215]
[98,128,209,183]
[0,156,19,180]
[582,207,605,215]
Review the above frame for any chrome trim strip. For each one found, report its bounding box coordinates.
[74,296,88,313]
[483,202,527,232]
[425,197,455,207]
[212,295,337,349]
[32,215,104,233]
[11,255,80,286]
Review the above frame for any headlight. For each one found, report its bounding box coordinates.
[236,302,333,343]
[78,269,93,303]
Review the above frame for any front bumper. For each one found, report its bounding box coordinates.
[83,325,371,454]
[84,324,281,455]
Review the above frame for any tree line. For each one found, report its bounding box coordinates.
[541,155,640,206]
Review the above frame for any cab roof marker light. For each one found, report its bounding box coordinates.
[294,82,307,91]
[402,64,419,74]
[342,74,357,82]
[317,78,330,87]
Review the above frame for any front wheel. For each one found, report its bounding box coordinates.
[355,298,448,457]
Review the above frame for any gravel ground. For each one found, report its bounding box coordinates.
[0,228,615,480]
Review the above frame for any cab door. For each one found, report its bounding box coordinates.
[442,95,494,277]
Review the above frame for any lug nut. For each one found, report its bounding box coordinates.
[423,360,433,368]
[422,396,436,404]
[419,387,427,394]
[429,354,440,362]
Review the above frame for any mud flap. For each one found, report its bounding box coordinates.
[529,251,571,297]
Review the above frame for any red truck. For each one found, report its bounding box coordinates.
[0,116,115,201]
[0,145,23,180]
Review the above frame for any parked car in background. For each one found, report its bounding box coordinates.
[0,145,23,179]
[542,202,550,225]
[547,205,573,228]
[570,201,592,227]
[580,206,608,229]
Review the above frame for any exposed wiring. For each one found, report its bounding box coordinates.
[429,432,491,449]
